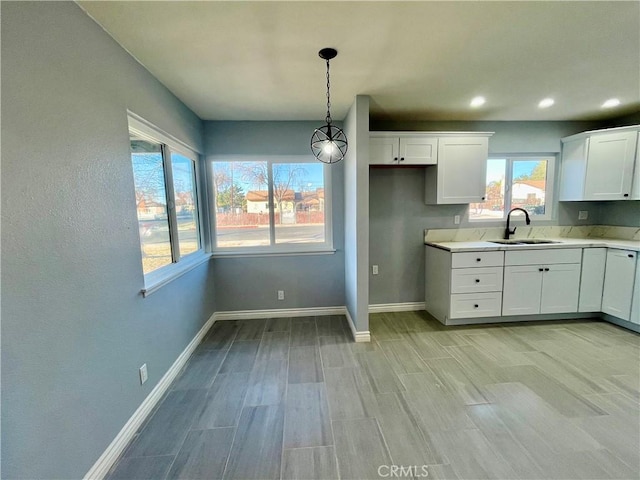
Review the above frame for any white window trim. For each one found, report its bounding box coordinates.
[470,154,556,223]
[128,113,208,295]
[208,155,334,255]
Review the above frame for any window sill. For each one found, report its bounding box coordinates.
[212,248,336,259]
[141,252,212,297]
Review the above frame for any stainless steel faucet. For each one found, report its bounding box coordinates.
[505,207,531,239]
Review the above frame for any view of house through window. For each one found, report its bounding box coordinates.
[131,137,173,273]
[171,153,200,256]
[470,157,553,221]
[130,122,202,276]
[212,159,328,250]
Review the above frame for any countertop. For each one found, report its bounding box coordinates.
[424,237,640,252]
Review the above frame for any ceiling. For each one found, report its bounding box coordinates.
[78,1,640,122]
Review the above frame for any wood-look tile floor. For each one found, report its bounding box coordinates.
[107,313,640,480]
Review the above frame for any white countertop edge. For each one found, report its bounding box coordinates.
[424,237,640,252]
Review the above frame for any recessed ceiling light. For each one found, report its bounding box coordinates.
[538,98,555,109]
[470,96,486,108]
[602,98,621,108]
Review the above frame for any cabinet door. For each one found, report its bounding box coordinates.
[602,249,637,321]
[369,137,399,165]
[399,137,438,165]
[540,264,581,314]
[578,248,606,312]
[631,130,640,200]
[630,258,640,325]
[559,138,588,201]
[436,136,488,203]
[502,265,542,316]
[584,130,637,200]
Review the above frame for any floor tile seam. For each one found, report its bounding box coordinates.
[175,347,232,392]
[316,325,341,480]
[384,335,444,376]
[282,445,336,452]
[221,351,263,480]
[464,405,546,477]
[164,386,218,459]
[280,326,293,480]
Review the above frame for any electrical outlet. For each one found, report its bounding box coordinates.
[578,210,588,220]
[372,265,379,275]
[277,290,285,301]
[139,364,148,385]
[454,215,461,225]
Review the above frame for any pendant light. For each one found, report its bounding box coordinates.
[310,48,348,164]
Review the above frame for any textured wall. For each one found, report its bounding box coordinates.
[343,96,370,332]
[204,121,345,311]
[1,3,214,478]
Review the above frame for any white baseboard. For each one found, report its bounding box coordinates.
[369,302,425,313]
[215,306,372,342]
[213,305,345,321]
[345,308,371,342]
[84,313,216,480]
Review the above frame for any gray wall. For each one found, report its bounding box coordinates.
[204,121,345,311]
[2,3,215,479]
[343,96,371,332]
[368,120,639,305]
[598,201,640,227]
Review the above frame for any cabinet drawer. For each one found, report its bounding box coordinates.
[451,267,503,294]
[504,248,582,266]
[451,251,504,268]
[450,292,502,319]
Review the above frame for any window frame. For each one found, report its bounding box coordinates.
[208,155,334,256]
[128,114,209,295]
[469,154,556,223]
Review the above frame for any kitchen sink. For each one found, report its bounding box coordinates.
[489,239,561,245]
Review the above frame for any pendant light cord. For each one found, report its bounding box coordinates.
[325,59,332,125]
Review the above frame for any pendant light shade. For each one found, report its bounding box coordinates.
[311,48,348,164]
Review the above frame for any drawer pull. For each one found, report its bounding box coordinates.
[474,304,479,308]
[628,254,634,258]
[476,258,481,262]
[544,268,550,271]
[538,268,544,272]
[475,279,480,283]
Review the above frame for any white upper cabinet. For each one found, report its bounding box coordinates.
[369,133,437,165]
[424,133,493,204]
[559,126,639,201]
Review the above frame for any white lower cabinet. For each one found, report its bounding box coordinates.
[450,292,502,319]
[502,250,581,316]
[424,246,505,323]
[630,260,640,325]
[540,264,582,314]
[426,245,638,329]
[578,248,606,312]
[602,249,637,321]
[502,266,543,315]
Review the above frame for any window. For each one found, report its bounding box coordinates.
[129,115,205,292]
[210,156,332,253]
[469,156,555,221]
